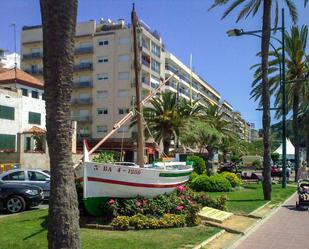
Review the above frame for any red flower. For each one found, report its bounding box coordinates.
[177,186,186,193]
[176,205,185,211]
[108,199,115,205]
[180,195,185,200]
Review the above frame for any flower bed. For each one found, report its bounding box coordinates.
[99,186,227,230]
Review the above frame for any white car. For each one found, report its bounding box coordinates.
[0,169,50,200]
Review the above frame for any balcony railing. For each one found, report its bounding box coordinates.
[73,81,93,88]
[74,46,93,55]
[71,98,93,105]
[24,68,43,75]
[71,115,92,122]
[74,63,93,71]
[23,52,43,60]
[142,58,150,68]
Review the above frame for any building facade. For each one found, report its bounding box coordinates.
[21,18,251,156]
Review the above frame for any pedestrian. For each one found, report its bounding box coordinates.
[297,161,309,180]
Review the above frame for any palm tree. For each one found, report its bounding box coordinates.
[40,1,80,248]
[251,25,309,179]
[136,91,202,156]
[210,0,303,200]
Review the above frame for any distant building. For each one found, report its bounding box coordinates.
[0,49,20,69]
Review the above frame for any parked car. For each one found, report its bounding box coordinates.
[0,169,50,200]
[0,180,44,213]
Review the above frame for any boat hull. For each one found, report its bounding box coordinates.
[78,162,192,216]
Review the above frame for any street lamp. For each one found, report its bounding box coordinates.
[227,8,287,188]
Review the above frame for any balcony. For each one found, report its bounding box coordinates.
[73,81,93,88]
[24,68,43,75]
[74,46,93,55]
[74,63,93,71]
[71,97,93,105]
[72,115,92,122]
[23,52,43,60]
[142,58,150,68]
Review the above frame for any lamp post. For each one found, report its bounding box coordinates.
[227,8,287,188]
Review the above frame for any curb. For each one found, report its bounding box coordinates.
[192,229,226,249]
[228,192,297,249]
[248,200,271,216]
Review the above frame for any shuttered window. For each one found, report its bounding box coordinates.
[0,105,15,120]
[28,112,41,125]
[0,134,16,150]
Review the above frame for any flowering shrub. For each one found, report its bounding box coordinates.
[221,172,242,187]
[111,214,186,230]
[110,216,130,230]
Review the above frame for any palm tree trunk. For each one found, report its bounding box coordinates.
[206,146,214,175]
[261,0,272,200]
[40,1,80,249]
[163,131,172,156]
[293,85,300,181]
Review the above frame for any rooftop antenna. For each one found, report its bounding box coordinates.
[10,23,17,81]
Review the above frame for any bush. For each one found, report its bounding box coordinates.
[191,174,231,192]
[252,160,262,169]
[92,151,120,163]
[271,152,280,165]
[111,214,186,230]
[111,216,130,230]
[231,154,242,164]
[189,171,199,182]
[187,155,206,175]
[221,172,242,187]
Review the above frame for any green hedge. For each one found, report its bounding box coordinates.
[187,155,206,175]
[191,174,231,192]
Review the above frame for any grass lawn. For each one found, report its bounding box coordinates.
[207,183,296,214]
[0,209,220,249]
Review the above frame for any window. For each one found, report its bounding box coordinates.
[118,126,129,133]
[79,42,92,48]
[118,72,129,80]
[119,37,130,45]
[27,171,49,181]
[98,56,108,64]
[118,54,130,62]
[32,91,39,99]
[0,105,15,120]
[97,126,108,133]
[151,42,161,57]
[2,171,25,181]
[21,88,28,97]
[117,90,129,97]
[151,60,160,73]
[118,108,130,115]
[97,108,108,115]
[97,73,108,80]
[97,90,108,99]
[28,112,41,125]
[98,39,108,46]
[0,134,16,150]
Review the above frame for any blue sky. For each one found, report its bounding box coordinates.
[1,0,308,129]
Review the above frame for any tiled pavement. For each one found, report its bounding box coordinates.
[235,193,309,249]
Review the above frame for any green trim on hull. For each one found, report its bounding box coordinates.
[159,172,192,177]
[84,197,109,216]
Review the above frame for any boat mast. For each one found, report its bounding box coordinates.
[132,4,145,167]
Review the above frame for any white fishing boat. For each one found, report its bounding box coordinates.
[75,5,193,216]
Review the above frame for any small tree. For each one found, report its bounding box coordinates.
[187,155,206,175]
[230,154,241,165]
[271,152,280,165]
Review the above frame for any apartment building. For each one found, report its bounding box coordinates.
[164,52,221,106]
[21,17,251,157]
[221,100,234,122]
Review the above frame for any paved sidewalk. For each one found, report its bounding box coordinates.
[235,193,309,249]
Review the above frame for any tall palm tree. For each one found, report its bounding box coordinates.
[210,0,303,200]
[136,91,202,156]
[40,1,80,248]
[251,25,309,179]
